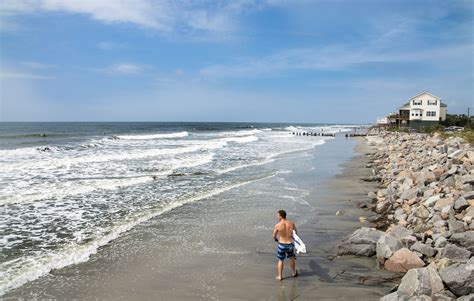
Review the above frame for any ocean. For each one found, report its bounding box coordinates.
[0,122,363,296]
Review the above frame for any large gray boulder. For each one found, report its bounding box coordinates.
[337,227,384,257]
[397,265,444,297]
[449,232,474,253]
[410,241,437,257]
[377,233,404,259]
[390,226,414,239]
[439,258,474,296]
[437,244,471,262]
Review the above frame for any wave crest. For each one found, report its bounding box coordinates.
[117,131,189,140]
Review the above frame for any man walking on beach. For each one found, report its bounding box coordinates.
[273,210,298,280]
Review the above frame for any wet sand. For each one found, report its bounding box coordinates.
[5,136,399,300]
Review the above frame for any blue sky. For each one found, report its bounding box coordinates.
[0,0,473,123]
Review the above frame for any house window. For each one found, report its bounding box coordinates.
[413,100,422,105]
[427,111,436,117]
[428,100,437,105]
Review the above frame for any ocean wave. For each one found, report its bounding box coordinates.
[284,126,302,132]
[220,135,259,143]
[0,140,225,173]
[0,153,215,206]
[0,173,275,297]
[116,131,189,140]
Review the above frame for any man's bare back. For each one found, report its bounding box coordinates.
[273,220,296,244]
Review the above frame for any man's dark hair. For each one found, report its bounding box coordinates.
[278,210,287,219]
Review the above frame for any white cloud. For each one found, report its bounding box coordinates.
[103,63,144,75]
[199,43,474,78]
[0,0,262,34]
[0,71,54,80]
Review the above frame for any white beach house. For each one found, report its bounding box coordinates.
[398,92,447,128]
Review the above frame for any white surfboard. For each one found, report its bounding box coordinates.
[293,230,306,254]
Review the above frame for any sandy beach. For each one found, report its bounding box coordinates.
[3,134,401,300]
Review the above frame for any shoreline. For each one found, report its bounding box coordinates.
[4,135,399,300]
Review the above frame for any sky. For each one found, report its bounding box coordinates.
[0,0,473,123]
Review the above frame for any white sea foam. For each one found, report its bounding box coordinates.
[215,129,262,137]
[0,140,225,173]
[284,126,302,132]
[0,173,275,297]
[0,153,215,205]
[0,147,39,157]
[220,135,258,143]
[117,131,189,140]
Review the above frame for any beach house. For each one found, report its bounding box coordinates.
[398,92,447,128]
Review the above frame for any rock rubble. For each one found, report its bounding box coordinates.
[337,131,473,300]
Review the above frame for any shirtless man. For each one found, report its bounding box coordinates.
[272,210,298,280]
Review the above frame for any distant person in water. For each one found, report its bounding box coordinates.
[273,210,298,280]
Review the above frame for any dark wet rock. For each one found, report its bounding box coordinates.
[439,258,474,296]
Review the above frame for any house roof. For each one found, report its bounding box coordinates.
[399,92,448,109]
[409,91,442,100]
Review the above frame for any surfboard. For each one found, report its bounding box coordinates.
[293,230,306,254]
